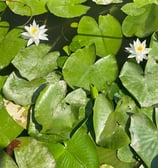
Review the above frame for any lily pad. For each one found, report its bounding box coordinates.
[14,137,56,168]
[122,4,158,37]
[46,128,99,168]
[6,0,47,16]
[12,44,60,81]
[34,81,88,140]
[130,113,158,167]
[119,61,158,107]
[63,44,118,91]
[47,0,90,18]
[2,72,46,106]
[72,15,122,57]
[0,28,26,69]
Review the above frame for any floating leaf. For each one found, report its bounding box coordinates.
[119,61,158,107]
[2,72,46,106]
[72,15,122,57]
[122,4,158,37]
[0,96,23,150]
[47,0,90,18]
[63,45,118,91]
[6,0,47,16]
[93,94,114,143]
[97,147,135,168]
[130,113,158,167]
[14,137,56,168]
[0,28,26,69]
[47,128,99,168]
[34,81,88,140]
[12,44,60,81]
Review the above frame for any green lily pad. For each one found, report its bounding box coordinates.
[63,44,118,91]
[6,0,47,16]
[122,4,158,37]
[0,28,26,69]
[2,72,46,106]
[46,128,99,168]
[34,81,88,140]
[14,137,56,168]
[93,94,114,143]
[130,113,158,167]
[12,44,60,81]
[72,15,122,57]
[119,61,158,107]
[47,0,90,18]
[0,96,23,150]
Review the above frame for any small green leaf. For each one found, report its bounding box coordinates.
[12,44,60,81]
[130,113,158,167]
[47,0,90,18]
[14,137,56,168]
[63,45,118,91]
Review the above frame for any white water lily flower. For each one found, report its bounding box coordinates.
[22,20,48,46]
[125,38,151,64]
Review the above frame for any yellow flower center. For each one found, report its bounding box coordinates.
[30,27,38,35]
[136,45,143,51]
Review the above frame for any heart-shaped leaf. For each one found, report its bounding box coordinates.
[12,44,60,81]
[47,0,90,18]
[63,44,118,91]
[72,15,122,57]
[46,128,99,168]
[119,61,158,107]
[130,113,158,167]
[34,81,88,140]
[14,137,56,168]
